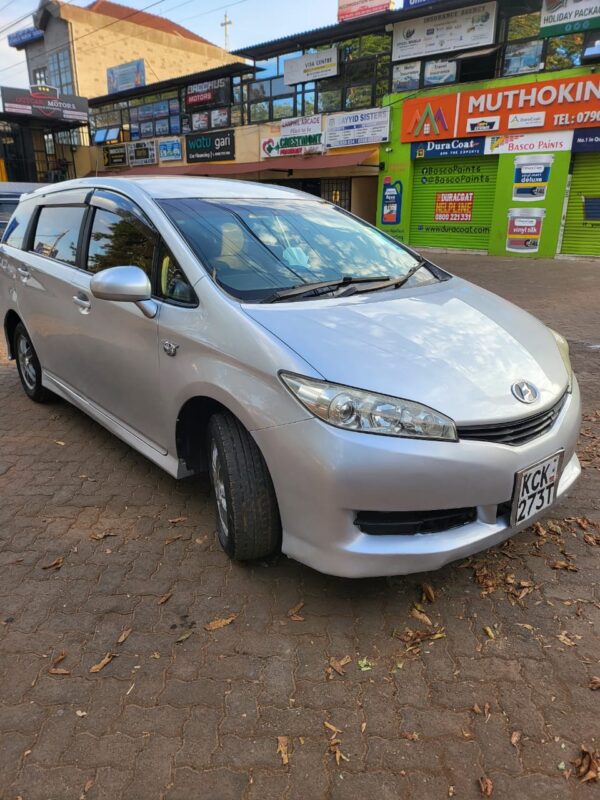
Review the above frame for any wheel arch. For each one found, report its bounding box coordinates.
[3,309,22,359]
[176,395,239,473]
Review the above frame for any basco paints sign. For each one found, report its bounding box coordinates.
[401,74,600,142]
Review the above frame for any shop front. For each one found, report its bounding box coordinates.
[378,68,600,258]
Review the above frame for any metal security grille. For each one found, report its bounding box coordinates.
[409,156,498,251]
[561,153,600,257]
[321,178,351,210]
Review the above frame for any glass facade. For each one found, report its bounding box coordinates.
[47,48,74,95]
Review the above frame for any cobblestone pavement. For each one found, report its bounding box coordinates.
[1,254,599,800]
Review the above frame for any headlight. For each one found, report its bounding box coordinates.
[549,328,573,392]
[280,373,457,441]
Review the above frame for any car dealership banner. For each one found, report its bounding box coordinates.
[540,0,600,37]
[392,2,497,61]
[325,107,390,148]
[400,74,600,142]
[284,49,338,85]
[0,86,88,122]
[337,0,392,22]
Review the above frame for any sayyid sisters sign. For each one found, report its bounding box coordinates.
[326,107,390,148]
[401,74,600,142]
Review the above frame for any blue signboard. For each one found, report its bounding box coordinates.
[411,137,486,159]
[159,139,183,161]
[7,27,44,48]
[107,60,146,94]
[572,127,600,153]
[399,0,443,6]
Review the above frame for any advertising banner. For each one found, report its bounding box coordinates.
[325,107,389,148]
[102,144,128,168]
[159,139,182,161]
[503,40,544,76]
[400,74,600,141]
[423,60,457,86]
[411,137,486,158]
[126,140,157,166]
[572,126,600,151]
[186,130,235,162]
[261,133,324,157]
[7,27,43,48]
[540,0,600,37]
[392,2,497,61]
[185,78,230,109]
[483,130,574,155]
[392,62,421,92]
[338,0,391,22]
[284,49,338,85]
[280,114,322,137]
[434,191,474,222]
[0,86,88,122]
[107,60,145,94]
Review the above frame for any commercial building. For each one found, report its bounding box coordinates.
[89,0,599,251]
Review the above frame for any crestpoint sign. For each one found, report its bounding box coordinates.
[401,75,600,142]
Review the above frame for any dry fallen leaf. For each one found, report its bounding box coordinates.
[472,703,482,715]
[583,533,600,546]
[572,745,599,783]
[510,731,522,748]
[75,710,87,717]
[327,655,352,678]
[324,721,342,736]
[117,628,132,645]
[411,606,433,627]
[54,440,65,446]
[287,601,305,622]
[48,651,70,675]
[168,516,188,524]
[422,582,436,603]
[483,626,495,640]
[175,630,193,644]
[557,631,578,647]
[478,776,494,796]
[158,591,173,605]
[276,735,290,766]
[164,535,182,546]
[204,613,237,631]
[329,739,349,765]
[400,731,419,741]
[360,722,367,734]
[42,556,64,571]
[484,702,491,722]
[589,677,600,691]
[90,532,117,541]
[549,559,578,572]
[89,652,115,673]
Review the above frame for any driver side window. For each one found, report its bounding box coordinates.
[86,208,155,278]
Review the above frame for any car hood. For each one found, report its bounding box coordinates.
[243,277,569,425]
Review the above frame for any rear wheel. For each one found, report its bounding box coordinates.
[207,412,280,561]
[13,322,51,403]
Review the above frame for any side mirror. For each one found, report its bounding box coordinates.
[90,266,157,318]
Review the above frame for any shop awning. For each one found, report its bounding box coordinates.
[108,149,378,177]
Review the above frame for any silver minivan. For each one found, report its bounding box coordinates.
[0,177,580,577]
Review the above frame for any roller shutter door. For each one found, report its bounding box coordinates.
[410,156,498,251]
[561,154,600,257]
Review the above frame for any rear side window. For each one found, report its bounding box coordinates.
[2,199,34,249]
[86,207,155,278]
[32,205,86,266]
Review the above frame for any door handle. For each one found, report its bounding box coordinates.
[17,266,30,280]
[72,293,91,312]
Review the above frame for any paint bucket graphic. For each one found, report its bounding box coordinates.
[506,208,546,254]
[512,155,554,201]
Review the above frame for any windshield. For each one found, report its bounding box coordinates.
[158,197,437,303]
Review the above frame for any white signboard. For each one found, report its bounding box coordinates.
[423,60,457,86]
[541,0,600,36]
[325,107,390,149]
[284,48,338,85]
[484,131,574,155]
[338,0,392,22]
[125,139,157,166]
[392,61,421,92]
[392,2,497,61]
[280,114,322,137]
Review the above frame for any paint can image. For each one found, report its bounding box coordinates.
[512,154,554,201]
[506,208,546,253]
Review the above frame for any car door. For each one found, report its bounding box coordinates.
[70,189,167,451]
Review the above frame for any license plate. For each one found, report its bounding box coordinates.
[511,451,563,527]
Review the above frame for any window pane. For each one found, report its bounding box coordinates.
[339,38,360,61]
[507,12,540,41]
[303,91,315,115]
[360,33,391,55]
[503,40,544,76]
[546,33,584,70]
[32,206,85,265]
[250,101,269,122]
[317,89,342,112]
[345,59,375,84]
[2,200,34,249]
[87,208,154,277]
[231,105,242,126]
[157,241,195,304]
[248,80,269,101]
[344,84,372,109]
[271,76,289,96]
[256,58,278,77]
[272,96,295,119]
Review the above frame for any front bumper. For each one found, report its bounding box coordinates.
[253,380,581,578]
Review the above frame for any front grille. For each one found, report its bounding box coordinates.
[356,508,477,536]
[457,393,567,447]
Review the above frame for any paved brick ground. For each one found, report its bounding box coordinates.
[1,254,599,800]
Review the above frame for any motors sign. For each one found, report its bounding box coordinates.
[0,86,88,122]
[185,78,230,109]
[401,74,600,142]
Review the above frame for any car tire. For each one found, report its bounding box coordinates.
[13,322,51,403]
[207,411,281,561]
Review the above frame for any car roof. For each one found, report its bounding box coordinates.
[22,176,319,202]
[0,182,47,197]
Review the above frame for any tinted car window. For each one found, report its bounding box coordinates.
[32,205,86,265]
[87,208,155,278]
[156,240,196,305]
[2,198,34,248]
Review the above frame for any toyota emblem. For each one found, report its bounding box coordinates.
[511,380,539,404]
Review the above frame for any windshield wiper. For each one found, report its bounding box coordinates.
[261,275,391,304]
[336,258,430,298]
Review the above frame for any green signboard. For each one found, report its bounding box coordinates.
[540,0,600,37]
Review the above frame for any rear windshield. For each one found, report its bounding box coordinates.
[158,197,434,302]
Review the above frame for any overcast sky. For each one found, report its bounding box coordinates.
[0,0,346,89]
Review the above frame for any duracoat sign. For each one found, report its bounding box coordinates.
[411,137,486,158]
[401,74,600,142]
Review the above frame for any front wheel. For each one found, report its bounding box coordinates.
[13,322,51,403]
[207,412,281,561]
